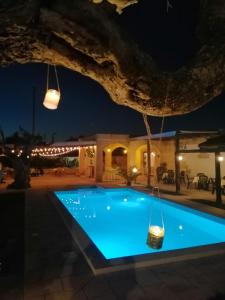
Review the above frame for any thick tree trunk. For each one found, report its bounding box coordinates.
[143,114,152,187]
[7,158,30,190]
[0,0,224,116]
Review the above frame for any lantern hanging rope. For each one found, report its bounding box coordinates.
[43,64,61,110]
[158,81,170,161]
[146,81,171,250]
[145,115,165,249]
[54,65,60,93]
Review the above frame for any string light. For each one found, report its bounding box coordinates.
[31,145,96,158]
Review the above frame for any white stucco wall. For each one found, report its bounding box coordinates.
[181,152,225,178]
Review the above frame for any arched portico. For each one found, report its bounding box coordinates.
[95,134,129,182]
[135,144,160,177]
[103,143,128,176]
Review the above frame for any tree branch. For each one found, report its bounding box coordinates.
[0,0,224,116]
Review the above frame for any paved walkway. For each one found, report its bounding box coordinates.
[1,177,225,299]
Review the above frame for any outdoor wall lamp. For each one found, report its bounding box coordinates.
[217,156,224,162]
[132,167,138,173]
[177,155,183,161]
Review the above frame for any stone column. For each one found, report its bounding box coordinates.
[105,151,112,170]
[215,152,222,206]
[79,147,86,176]
[175,131,181,194]
[127,146,136,169]
[95,145,104,182]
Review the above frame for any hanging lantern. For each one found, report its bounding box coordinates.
[147,225,164,249]
[147,199,165,250]
[43,64,61,110]
[43,89,61,110]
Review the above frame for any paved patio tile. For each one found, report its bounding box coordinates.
[62,251,79,263]
[57,262,82,277]
[25,296,45,300]
[43,292,62,300]
[134,269,163,287]
[1,289,24,300]
[83,277,112,299]
[125,286,147,300]
[142,285,179,300]
[44,290,87,300]
[63,290,88,300]
[42,278,63,295]
[3,188,224,300]
[105,270,135,282]
[93,292,117,300]
[108,278,145,300]
[175,287,215,300]
[159,275,191,293]
[61,259,91,276]
[24,283,45,298]
[61,274,91,292]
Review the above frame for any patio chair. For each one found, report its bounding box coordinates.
[210,177,225,195]
[156,166,164,183]
[186,175,194,189]
[208,178,215,194]
[0,170,5,183]
[166,170,175,184]
[197,174,209,190]
[180,171,186,184]
[162,172,168,183]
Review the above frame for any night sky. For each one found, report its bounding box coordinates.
[0,0,224,142]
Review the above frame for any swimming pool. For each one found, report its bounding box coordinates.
[55,188,225,262]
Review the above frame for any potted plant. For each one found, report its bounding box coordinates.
[117,167,141,186]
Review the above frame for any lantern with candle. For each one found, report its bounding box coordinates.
[147,225,164,249]
[147,199,165,249]
[43,64,61,110]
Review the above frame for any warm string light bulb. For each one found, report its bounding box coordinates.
[31,145,96,157]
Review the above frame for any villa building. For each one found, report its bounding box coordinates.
[32,130,225,185]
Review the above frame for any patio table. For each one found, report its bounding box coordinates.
[162,172,168,179]
[192,176,200,189]
[192,176,199,183]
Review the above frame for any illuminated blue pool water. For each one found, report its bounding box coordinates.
[55,188,225,259]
